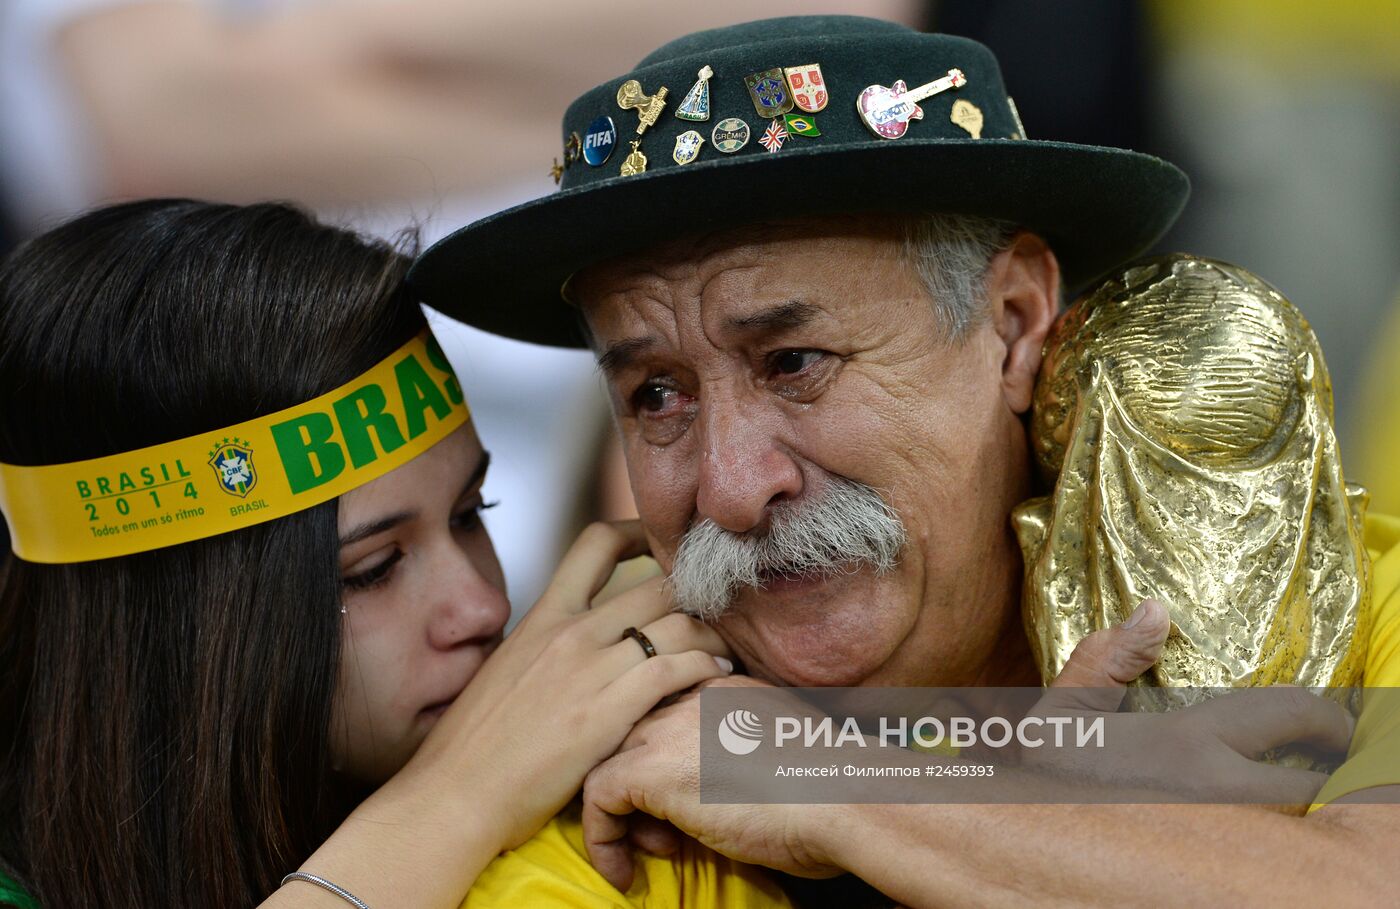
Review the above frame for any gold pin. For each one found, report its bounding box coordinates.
[950,100,984,139]
[617,80,669,134]
[620,140,648,176]
[549,158,564,185]
[564,132,582,166]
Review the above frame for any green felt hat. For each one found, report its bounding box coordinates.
[411,15,1189,348]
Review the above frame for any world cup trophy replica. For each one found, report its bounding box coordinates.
[1014,255,1372,712]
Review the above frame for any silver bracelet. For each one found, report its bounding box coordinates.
[280,871,372,909]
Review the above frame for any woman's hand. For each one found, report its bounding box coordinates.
[401,520,733,851]
[265,521,727,908]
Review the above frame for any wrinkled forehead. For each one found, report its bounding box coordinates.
[572,214,911,332]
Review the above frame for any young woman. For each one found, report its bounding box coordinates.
[0,200,788,908]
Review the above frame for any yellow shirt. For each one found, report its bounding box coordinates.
[464,515,1400,906]
[460,802,793,909]
[1354,298,1400,517]
[1315,512,1400,804]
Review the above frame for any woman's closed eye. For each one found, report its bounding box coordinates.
[342,548,404,591]
[451,499,499,533]
[340,500,497,593]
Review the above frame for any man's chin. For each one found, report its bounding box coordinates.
[716,567,911,688]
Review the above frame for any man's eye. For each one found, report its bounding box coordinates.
[634,383,679,414]
[770,349,824,376]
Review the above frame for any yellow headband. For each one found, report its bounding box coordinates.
[0,330,469,564]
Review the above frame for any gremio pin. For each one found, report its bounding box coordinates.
[711,118,750,153]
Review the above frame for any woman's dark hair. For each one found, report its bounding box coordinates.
[0,200,424,907]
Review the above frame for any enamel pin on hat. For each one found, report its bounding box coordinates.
[745,67,794,118]
[675,65,714,121]
[410,17,1191,349]
[784,64,828,112]
[759,118,788,152]
[857,68,966,139]
[711,117,750,153]
[673,130,705,165]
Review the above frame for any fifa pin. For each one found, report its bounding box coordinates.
[582,116,618,166]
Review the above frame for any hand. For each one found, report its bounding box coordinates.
[578,596,1360,896]
[582,675,844,891]
[576,601,1178,893]
[401,521,734,851]
[1027,599,1355,805]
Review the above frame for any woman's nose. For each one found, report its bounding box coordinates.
[425,544,510,650]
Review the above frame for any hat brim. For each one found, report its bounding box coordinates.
[411,137,1188,348]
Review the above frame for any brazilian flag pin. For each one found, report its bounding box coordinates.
[782,112,821,138]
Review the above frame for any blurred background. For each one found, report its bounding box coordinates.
[2,0,1396,620]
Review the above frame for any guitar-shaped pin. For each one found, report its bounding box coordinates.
[856,69,967,140]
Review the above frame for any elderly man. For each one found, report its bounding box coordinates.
[415,16,1400,906]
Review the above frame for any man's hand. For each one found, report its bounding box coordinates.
[582,675,846,891]
[1030,599,1354,805]
[581,598,1358,896]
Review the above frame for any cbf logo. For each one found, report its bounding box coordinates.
[208,437,257,498]
[718,709,764,756]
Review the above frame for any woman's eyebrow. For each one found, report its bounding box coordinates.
[338,451,493,547]
[339,512,414,548]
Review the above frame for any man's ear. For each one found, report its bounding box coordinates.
[984,232,1060,415]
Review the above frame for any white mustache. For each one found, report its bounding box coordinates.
[669,476,906,621]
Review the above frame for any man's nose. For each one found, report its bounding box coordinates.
[425,544,510,651]
[694,400,803,533]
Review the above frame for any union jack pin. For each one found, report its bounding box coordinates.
[759,118,788,153]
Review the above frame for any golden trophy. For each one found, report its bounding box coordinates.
[1014,255,1372,706]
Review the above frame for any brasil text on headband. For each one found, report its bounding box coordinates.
[0,330,468,563]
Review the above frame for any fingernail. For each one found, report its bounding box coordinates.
[1121,599,1159,630]
[714,656,734,673]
